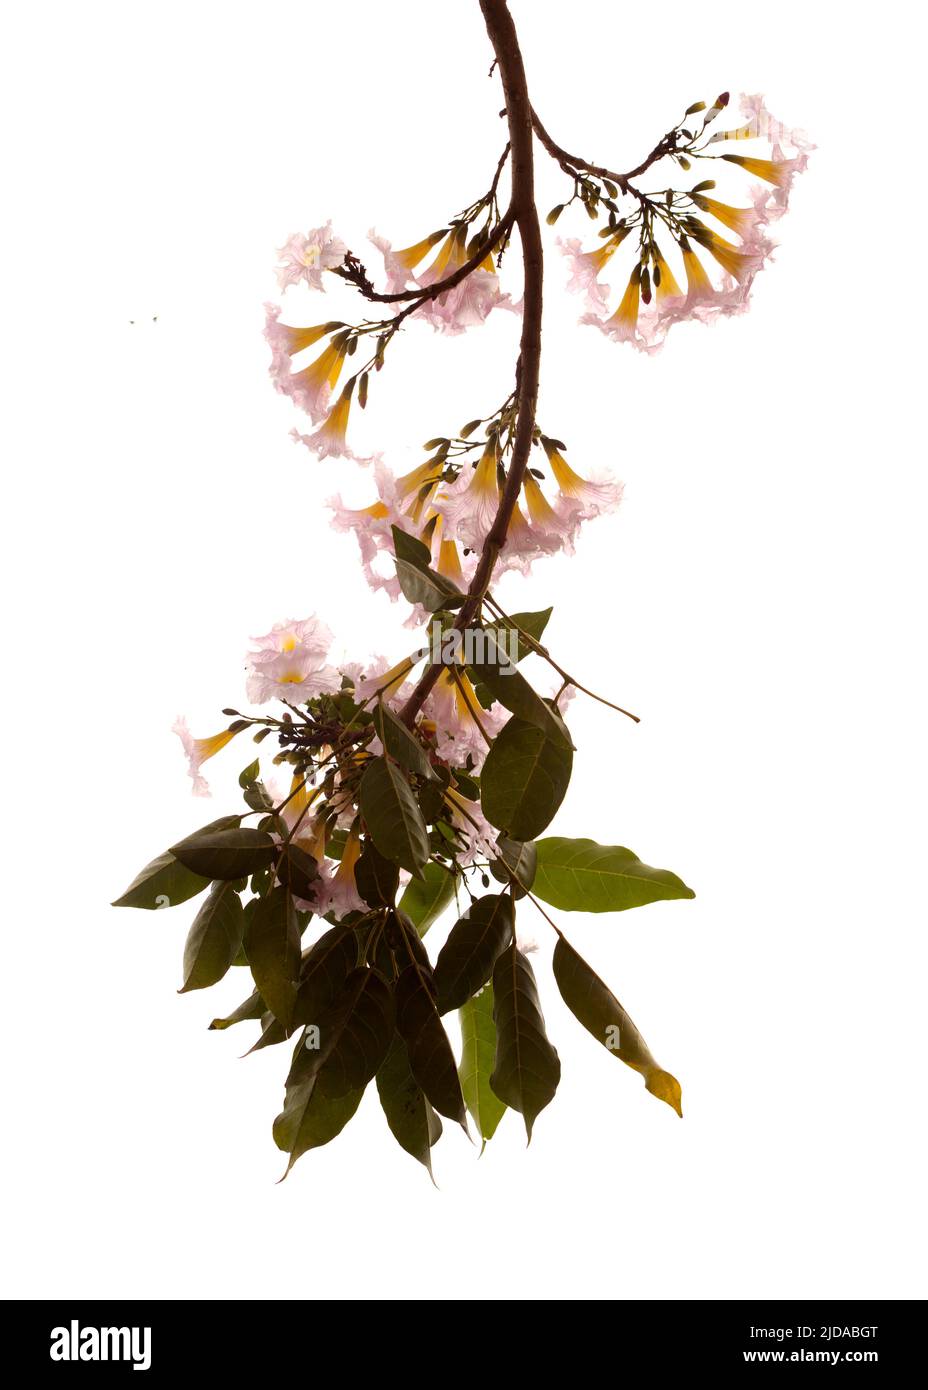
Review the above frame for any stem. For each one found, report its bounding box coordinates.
[531,107,677,192]
[350,211,515,308]
[401,0,543,728]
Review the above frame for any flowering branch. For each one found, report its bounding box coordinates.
[400,0,542,727]
[116,0,812,1177]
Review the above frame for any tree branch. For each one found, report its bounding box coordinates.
[400,0,543,727]
[339,209,515,307]
[531,106,678,193]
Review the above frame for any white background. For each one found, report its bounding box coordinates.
[3,0,926,1301]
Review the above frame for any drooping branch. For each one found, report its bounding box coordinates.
[400,0,543,727]
[530,106,680,193]
[338,209,515,307]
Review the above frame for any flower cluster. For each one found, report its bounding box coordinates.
[557,93,812,351]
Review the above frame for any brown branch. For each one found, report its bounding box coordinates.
[400,0,543,727]
[530,106,678,194]
[339,210,515,307]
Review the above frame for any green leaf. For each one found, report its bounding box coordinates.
[294,923,359,1026]
[360,756,430,877]
[459,985,507,1145]
[392,526,463,612]
[112,850,211,911]
[480,716,573,841]
[394,916,467,1127]
[483,607,552,663]
[490,945,560,1142]
[209,989,264,1030]
[243,885,301,1031]
[238,759,260,788]
[391,525,434,572]
[170,826,276,881]
[472,609,552,707]
[533,837,695,913]
[490,835,537,894]
[112,816,241,909]
[275,842,319,900]
[373,701,437,781]
[273,1075,365,1176]
[244,1011,287,1054]
[468,632,574,750]
[376,1032,443,1179]
[355,839,400,908]
[434,893,514,1014]
[398,862,456,936]
[552,937,682,1116]
[179,882,245,993]
[306,967,395,1099]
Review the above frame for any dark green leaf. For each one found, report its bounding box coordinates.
[243,884,301,1030]
[552,937,682,1116]
[469,633,574,750]
[434,893,514,1013]
[392,526,463,612]
[483,607,552,663]
[376,1032,443,1179]
[395,951,467,1126]
[309,967,395,1099]
[374,701,437,781]
[533,837,695,913]
[275,842,319,900]
[355,839,400,908]
[481,716,573,841]
[273,1075,365,1175]
[209,988,264,1030]
[360,757,430,876]
[179,882,245,993]
[112,851,211,911]
[397,861,455,939]
[459,985,507,1145]
[490,945,560,1142]
[294,923,359,1026]
[170,827,276,881]
[112,816,241,908]
[490,835,537,893]
[391,525,433,572]
[244,1011,287,1054]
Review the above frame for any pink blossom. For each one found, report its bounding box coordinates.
[289,388,372,464]
[275,222,346,292]
[264,305,346,424]
[540,440,624,524]
[308,832,366,920]
[413,229,518,335]
[436,445,501,551]
[444,788,497,866]
[172,718,238,797]
[423,669,507,771]
[245,614,340,706]
[414,270,518,335]
[558,234,628,312]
